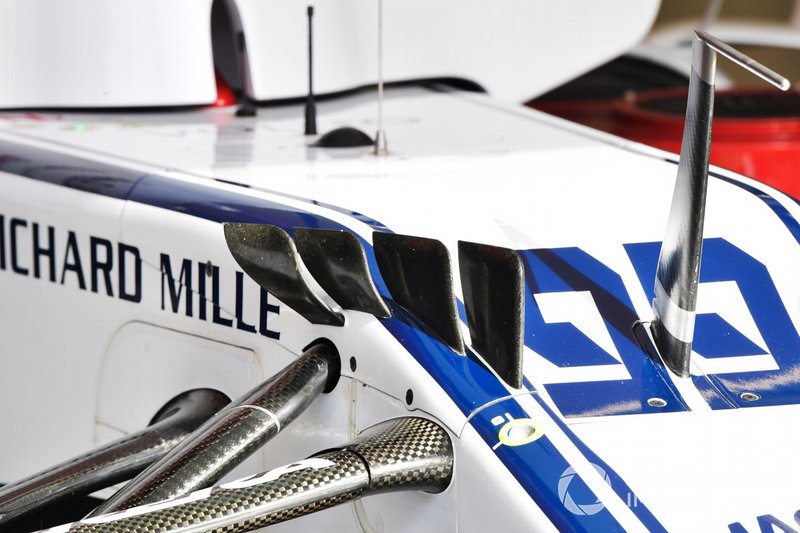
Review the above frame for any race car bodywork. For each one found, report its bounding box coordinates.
[0,2,799,532]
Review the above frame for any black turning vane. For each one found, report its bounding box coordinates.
[458,241,524,388]
[373,232,465,353]
[295,228,390,317]
[224,223,344,326]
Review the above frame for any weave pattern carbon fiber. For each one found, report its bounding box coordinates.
[0,431,172,529]
[51,417,453,533]
[91,346,331,515]
[653,61,714,378]
[239,345,329,424]
[96,408,278,511]
[348,417,454,494]
[67,450,367,533]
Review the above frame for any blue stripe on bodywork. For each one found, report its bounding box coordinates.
[382,307,637,530]
[709,171,800,246]
[129,174,392,297]
[0,140,144,199]
[375,306,630,531]
[468,396,626,532]
[661,158,800,246]
[130,174,346,233]
[523,378,668,533]
[520,247,689,417]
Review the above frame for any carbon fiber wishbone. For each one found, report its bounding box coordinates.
[43,417,453,533]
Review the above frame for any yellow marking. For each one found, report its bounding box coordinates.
[498,418,544,447]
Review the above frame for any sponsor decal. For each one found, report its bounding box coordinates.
[556,462,641,519]
[524,238,800,416]
[0,213,280,339]
[729,510,800,532]
[557,464,611,516]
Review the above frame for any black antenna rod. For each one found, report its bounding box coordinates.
[305,6,317,135]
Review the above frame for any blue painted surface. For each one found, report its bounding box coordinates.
[243,184,394,234]
[520,247,688,417]
[0,139,143,199]
[626,238,800,409]
[524,381,668,533]
[131,174,345,232]
[469,397,626,532]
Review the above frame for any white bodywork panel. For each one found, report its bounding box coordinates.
[235,0,660,102]
[0,0,217,108]
[0,0,659,109]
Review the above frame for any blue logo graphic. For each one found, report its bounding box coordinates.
[524,238,800,416]
[557,463,611,516]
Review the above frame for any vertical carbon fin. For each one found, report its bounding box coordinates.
[652,31,788,377]
[224,223,344,326]
[295,228,391,317]
[458,241,525,388]
[373,232,465,353]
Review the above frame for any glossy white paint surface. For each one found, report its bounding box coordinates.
[0,0,216,108]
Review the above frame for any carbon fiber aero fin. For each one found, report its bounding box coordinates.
[90,343,338,516]
[49,418,452,533]
[652,31,789,377]
[295,228,390,317]
[224,223,344,326]
[458,241,524,388]
[373,232,465,353]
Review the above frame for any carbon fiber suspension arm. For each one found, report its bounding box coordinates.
[0,389,229,528]
[43,417,453,533]
[89,342,339,516]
